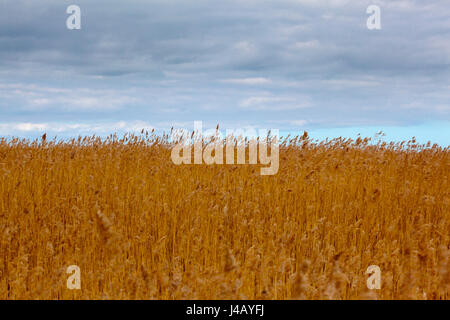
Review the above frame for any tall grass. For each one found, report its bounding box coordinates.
[0,132,448,299]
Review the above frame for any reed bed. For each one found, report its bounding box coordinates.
[0,132,448,299]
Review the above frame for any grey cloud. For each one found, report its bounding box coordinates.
[0,0,448,137]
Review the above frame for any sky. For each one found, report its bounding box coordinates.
[0,0,449,145]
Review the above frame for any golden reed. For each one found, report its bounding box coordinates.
[0,132,448,299]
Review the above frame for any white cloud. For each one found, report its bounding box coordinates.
[0,121,156,135]
[222,77,272,85]
[290,120,308,126]
[291,40,320,50]
[14,123,49,132]
[322,79,381,88]
[0,83,139,111]
[233,41,257,55]
[289,0,351,7]
[239,96,311,110]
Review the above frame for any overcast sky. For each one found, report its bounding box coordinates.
[0,0,449,144]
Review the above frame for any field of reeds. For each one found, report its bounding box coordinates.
[0,132,448,300]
